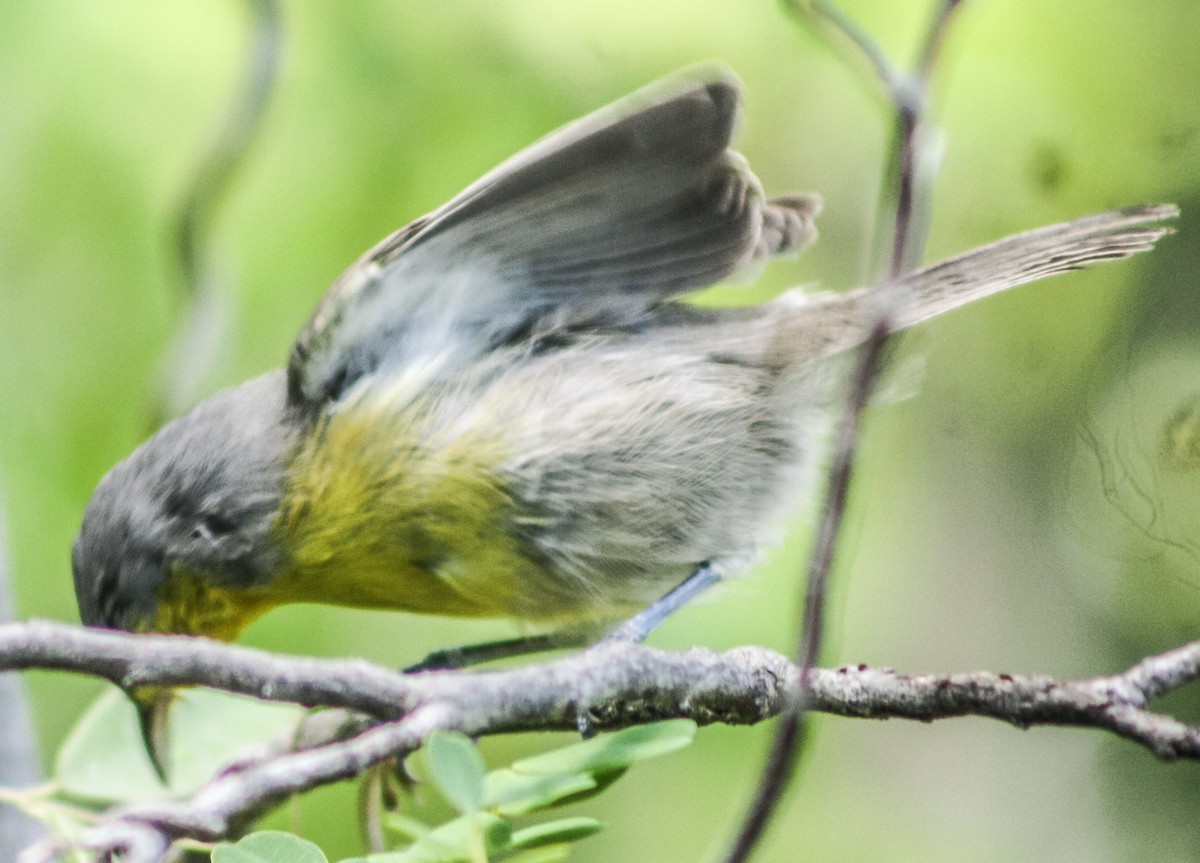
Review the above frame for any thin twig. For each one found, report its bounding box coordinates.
[724,3,970,861]
[888,0,966,278]
[721,318,891,863]
[780,0,910,107]
[151,0,282,425]
[172,0,281,297]
[915,0,965,78]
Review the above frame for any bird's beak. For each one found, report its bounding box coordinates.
[130,686,174,784]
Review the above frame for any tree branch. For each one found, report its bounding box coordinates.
[3,621,1200,861]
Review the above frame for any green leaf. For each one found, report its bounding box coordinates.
[211,831,328,863]
[350,725,687,862]
[425,731,487,814]
[483,768,597,816]
[495,847,571,863]
[56,688,304,802]
[381,811,513,862]
[384,812,434,839]
[509,817,604,850]
[526,766,628,810]
[510,720,696,776]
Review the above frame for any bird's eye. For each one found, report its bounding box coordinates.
[323,365,350,402]
[193,512,236,542]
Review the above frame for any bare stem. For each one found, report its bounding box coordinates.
[151,0,283,426]
[889,0,966,278]
[721,320,892,863]
[724,3,970,861]
[172,0,281,296]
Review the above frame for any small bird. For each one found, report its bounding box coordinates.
[71,67,1176,777]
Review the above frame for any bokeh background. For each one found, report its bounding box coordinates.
[3,1,1200,860]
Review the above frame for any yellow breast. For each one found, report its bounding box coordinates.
[269,382,552,619]
[153,568,276,640]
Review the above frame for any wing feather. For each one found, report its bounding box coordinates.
[288,68,818,407]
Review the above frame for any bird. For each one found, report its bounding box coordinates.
[71,66,1177,778]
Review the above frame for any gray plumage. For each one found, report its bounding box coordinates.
[73,373,294,630]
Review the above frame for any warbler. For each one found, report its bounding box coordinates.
[72,67,1175,776]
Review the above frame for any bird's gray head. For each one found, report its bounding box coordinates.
[72,371,297,636]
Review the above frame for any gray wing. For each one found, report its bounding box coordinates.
[287,67,819,407]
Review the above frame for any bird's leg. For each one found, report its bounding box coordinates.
[408,562,723,674]
[404,628,602,672]
[602,561,722,644]
[573,561,723,737]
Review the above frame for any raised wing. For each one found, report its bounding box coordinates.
[287,68,819,407]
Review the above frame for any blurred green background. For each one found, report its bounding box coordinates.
[3,0,1200,860]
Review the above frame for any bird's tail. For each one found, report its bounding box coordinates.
[763,203,1179,366]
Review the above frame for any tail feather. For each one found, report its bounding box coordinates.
[770,203,1179,364]
[892,203,1178,331]
[752,194,822,261]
